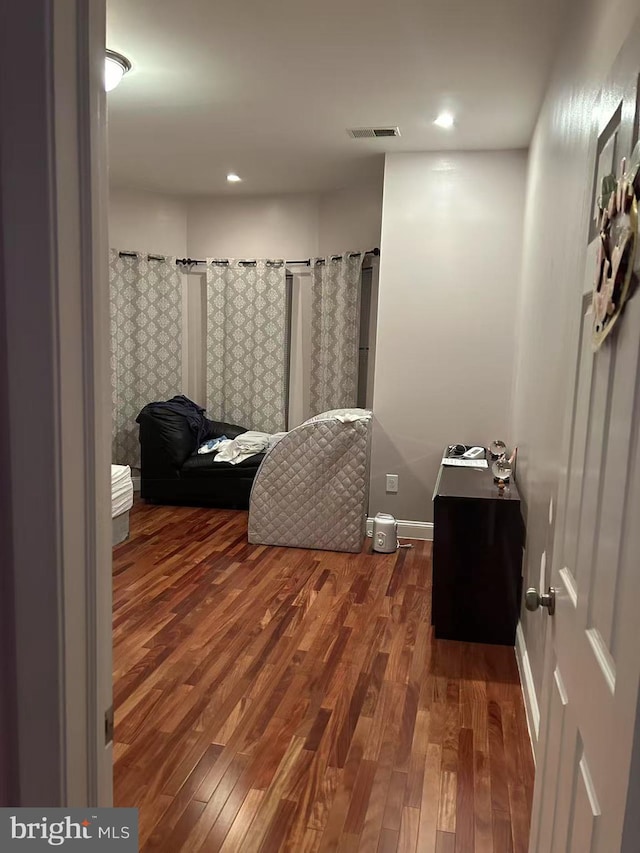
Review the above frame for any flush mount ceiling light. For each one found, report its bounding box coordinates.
[226,173,242,183]
[434,111,455,129]
[105,49,131,92]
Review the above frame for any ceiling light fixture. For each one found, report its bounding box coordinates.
[105,49,131,92]
[226,173,242,183]
[434,111,455,129]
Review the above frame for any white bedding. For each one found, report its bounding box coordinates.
[213,431,286,464]
[111,464,133,518]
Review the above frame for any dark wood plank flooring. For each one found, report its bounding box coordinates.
[113,501,534,852]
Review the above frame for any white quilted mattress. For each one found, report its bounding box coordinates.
[111,464,133,519]
[248,411,372,552]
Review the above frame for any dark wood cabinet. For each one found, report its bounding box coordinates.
[432,455,524,646]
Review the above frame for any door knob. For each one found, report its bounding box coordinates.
[525,586,556,615]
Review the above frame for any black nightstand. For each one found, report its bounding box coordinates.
[432,450,525,646]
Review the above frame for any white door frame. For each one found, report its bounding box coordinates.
[0,0,111,806]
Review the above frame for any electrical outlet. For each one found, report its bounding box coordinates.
[386,473,399,493]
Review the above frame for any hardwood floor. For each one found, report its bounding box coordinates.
[113,501,534,852]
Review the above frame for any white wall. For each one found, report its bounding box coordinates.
[186,185,383,260]
[318,184,383,256]
[109,184,383,261]
[108,187,187,256]
[513,0,640,715]
[187,194,319,259]
[370,150,527,523]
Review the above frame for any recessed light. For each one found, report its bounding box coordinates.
[434,112,455,129]
[105,49,131,92]
[227,173,242,183]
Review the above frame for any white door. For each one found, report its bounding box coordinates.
[529,25,640,853]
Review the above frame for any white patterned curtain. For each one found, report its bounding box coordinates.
[206,260,288,433]
[110,250,183,466]
[309,252,364,414]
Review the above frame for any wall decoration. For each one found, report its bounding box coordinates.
[633,71,640,148]
[592,143,640,350]
[589,103,622,243]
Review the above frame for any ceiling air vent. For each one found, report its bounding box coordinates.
[347,126,401,139]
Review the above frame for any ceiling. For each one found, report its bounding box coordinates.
[106,0,565,196]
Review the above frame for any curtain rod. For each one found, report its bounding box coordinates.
[118,252,167,261]
[118,248,380,267]
[173,248,380,267]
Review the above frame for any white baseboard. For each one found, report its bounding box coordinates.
[366,517,434,541]
[515,622,540,755]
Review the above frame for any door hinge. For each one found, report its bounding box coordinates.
[104,705,114,745]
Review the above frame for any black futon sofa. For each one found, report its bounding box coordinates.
[136,396,265,509]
